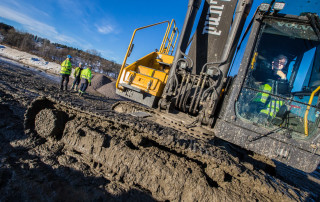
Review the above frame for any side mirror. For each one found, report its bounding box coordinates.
[127,44,134,57]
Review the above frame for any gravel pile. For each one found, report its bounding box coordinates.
[97,81,124,100]
[91,74,112,90]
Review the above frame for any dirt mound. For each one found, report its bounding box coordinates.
[96,81,123,100]
[91,74,112,90]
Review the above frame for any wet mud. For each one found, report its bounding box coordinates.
[0,58,318,201]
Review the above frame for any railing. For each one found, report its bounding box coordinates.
[304,85,320,136]
[160,19,179,55]
[116,20,179,90]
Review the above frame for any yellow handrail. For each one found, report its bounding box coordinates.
[170,27,179,54]
[160,21,172,53]
[160,19,179,55]
[116,21,170,90]
[251,52,258,69]
[304,85,320,136]
[166,26,176,54]
[170,27,179,55]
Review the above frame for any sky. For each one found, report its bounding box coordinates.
[0,0,319,65]
[0,0,188,64]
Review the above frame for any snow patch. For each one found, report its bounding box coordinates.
[0,43,62,76]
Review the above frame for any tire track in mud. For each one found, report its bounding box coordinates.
[0,59,315,201]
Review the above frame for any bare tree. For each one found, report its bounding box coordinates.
[0,22,121,78]
[20,33,35,52]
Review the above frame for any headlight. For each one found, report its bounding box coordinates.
[273,2,286,11]
[259,3,270,12]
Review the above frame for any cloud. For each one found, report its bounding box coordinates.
[0,2,119,62]
[3,0,20,8]
[0,6,57,34]
[54,35,78,45]
[95,24,114,34]
[0,5,79,46]
[93,48,121,63]
[56,0,84,16]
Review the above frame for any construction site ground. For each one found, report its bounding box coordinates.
[0,56,319,201]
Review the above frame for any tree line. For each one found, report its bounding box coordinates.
[0,22,121,78]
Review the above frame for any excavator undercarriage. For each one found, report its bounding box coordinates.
[23,96,310,201]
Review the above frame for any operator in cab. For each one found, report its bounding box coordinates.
[252,54,288,83]
[246,54,289,124]
[271,54,288,80]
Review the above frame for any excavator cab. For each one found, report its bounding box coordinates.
[237,16,320,139]
[215,10,320,172]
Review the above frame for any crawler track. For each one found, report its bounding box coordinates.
[23,96,306,201]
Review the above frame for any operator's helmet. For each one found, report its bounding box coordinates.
[67,55,72,59]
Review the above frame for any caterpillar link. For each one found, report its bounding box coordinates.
[115,0,320,173]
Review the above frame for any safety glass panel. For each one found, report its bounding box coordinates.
[236,88,320,138]
[236,18,320,139]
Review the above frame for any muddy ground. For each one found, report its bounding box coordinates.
[0,58,319,201]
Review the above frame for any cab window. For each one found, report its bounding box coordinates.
[236,18,320,139]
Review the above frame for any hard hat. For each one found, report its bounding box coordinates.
[79,62,82,65]
[67,55,72,59]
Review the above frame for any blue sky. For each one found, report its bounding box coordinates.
[0,0,319,65]
[0,0,188,63]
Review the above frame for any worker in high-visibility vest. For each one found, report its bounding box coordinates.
[71,62,83,91]
[252,83,272,105]
[78,65,92,96]
[60,55,72,91]
[252,54,288,121]
[252,83,284,117]
[260,99,284,118]
[248,83,272,117]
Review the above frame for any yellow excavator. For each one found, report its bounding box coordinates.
[115,0,320,172]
